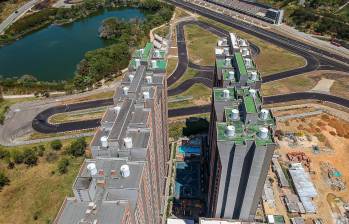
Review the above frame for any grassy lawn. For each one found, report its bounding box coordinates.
[168,83,211,109]
[167,57,178,76]
[184,24,220,66]
[61,90,114,104]
[48,107,107,124]
[28,129,95,141]
[261,75,317,96]
[169,68,199,89]
[262,72,349,99]
[0,137,92,224]
[174,7,191,19]
[198,17,306,76]
[154,24,170,37]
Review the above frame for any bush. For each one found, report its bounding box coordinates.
[51,140,63,151]
[67,138,87,157]
[23,149,38,166]
[57,158,70,174]
[0,148,10,160]
[12,150,24,164]
[0,171,10,189]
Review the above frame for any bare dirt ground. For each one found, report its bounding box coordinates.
[274,112,349,224]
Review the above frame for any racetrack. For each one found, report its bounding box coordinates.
[32,5,349,133]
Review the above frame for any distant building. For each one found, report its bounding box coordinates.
[54,42,169,224]
[199,217,263,223]
[206,33,276,221]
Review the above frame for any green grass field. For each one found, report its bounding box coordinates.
[184,24,220,66]
[168,83,211,109]
[198,17,306,76]
[169,68,199,89]
[0,138,91,224]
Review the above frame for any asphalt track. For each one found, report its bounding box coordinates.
[32,4,349,133]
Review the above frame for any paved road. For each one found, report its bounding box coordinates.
[31,7,349,133]
[0,0,40,34]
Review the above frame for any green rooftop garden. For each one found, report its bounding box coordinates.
[244,95,257,113]
[142,42,153,60]
[234,52,247,80]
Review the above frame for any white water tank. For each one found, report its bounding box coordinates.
[154,50,160,58]
[225,125,235,137]
[143,91,150,100]
[135,59,140,68]
[151,60,157,69]
[244,58,252,67]
[123,86,129,96]
[258,127,269,139]
[223,48,229,55]
[145,76,152,84]
[228,71,235,80]
[128,74,134,82]
[139,48,144,54]
[242,48,249,57]
[225,58,231,66]
[113,106,121,114]
[231,109,239,120]
[249,89,256,97]
[120,164,130,178]
[250,71,257,81]
[87,163,97,176]
[124,137,133,149]
[260,109,269,120]
[100,136,108,148]
[223,89,230,99]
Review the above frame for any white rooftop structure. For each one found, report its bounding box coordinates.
[167,218,195,224]
[289,163,317,198]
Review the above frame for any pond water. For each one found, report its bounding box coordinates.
[0,8,144,81]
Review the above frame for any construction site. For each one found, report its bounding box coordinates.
[262,106,349,224]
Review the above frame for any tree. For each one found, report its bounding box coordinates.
[51,140,63,151]
[67,137,87,157]
[57,158,70,174]
[0,171,10,189]
[23,149,38,166]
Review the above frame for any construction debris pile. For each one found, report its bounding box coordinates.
[287,152,311,171]
[320,162,346,191]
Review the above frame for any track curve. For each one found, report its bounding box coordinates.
[32,11,349,133]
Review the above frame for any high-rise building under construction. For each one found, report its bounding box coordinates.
[207,33,276,221]
[54,42,169,224]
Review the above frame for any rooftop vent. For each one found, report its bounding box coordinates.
[259,109,269,120]
[124,137,132,149]
[223,89,230,99]
[225,125,235,137]
[100,136,108,148]
[120,164,130,178]
[123,86,129,96]
[87,163,97,176]
[145,75,152,84]
[258,127,269,139]
[231,109,239,120]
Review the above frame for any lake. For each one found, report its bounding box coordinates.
[0,8,144,81]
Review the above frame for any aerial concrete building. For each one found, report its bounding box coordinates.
[54,42,169,224]
[206,33,276,221]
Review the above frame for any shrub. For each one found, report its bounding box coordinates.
[57,158,70,174]
[0,148,10,159]
[23,149,38,166]
[0,171,10,189]
[45,152,58,163]
[12,150,24,164]
[51,140,63,151]
[67,138,87,157]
